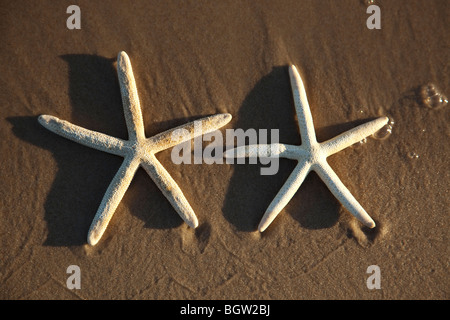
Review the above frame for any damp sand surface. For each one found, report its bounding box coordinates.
[0,0,448,299]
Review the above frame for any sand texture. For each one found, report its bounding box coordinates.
[0,0,448,299]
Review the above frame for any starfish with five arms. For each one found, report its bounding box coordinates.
[39,51,231,245]
[225,65,388,232]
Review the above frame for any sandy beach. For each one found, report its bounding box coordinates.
[0,0,448,300]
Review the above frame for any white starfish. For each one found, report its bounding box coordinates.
[39,51,232,245]
[225,65,388,232]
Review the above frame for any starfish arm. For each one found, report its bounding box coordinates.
[141,155,199,228]
[224,143,307,160]
[321,116,389,156]
[87,156,140,245]
[258,160,311,232]
[289,65,317,147]
[117,51,146,142]
[38,115,127,156]
[224,143,283,158]
[313,161,376,228]
[148,113,232,153]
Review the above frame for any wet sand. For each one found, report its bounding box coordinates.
[0,0,448,299]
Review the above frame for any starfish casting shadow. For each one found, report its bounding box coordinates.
[38,51,231,245]
[225,65,388,232]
